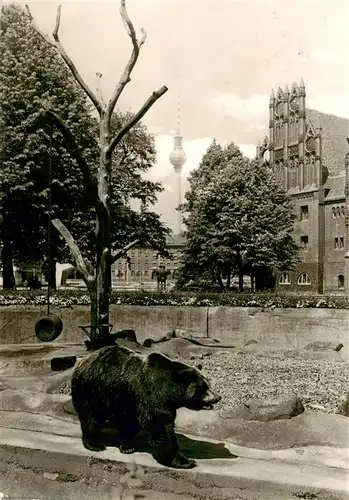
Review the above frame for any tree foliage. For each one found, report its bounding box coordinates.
[0,3,97,286]
[0,4,169,290]
[178,141,299,291]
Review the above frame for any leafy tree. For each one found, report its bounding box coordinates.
[26,0,167,349]
[0,3,97,288]
[108,111,170,256]
[178,141,299,291]
[0,4,169,292]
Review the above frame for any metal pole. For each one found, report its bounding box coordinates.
[47,127,53,315]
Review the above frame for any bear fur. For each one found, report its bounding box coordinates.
[71,344,221,469]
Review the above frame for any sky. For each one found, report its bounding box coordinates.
[4,0,349,232]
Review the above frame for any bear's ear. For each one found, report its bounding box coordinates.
[178,368,195,381]
[147,352,172,369]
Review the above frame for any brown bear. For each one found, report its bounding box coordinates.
[71,344,221,469]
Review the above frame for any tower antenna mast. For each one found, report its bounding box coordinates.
[169,78,187,234]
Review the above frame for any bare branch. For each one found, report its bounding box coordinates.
[51,219,93,283]
[25,5,56,47]
[25,4,103,115]
[96,72,107,110]
[34,110,98,205]
[111,239,140,265]
[107,85,168,156]
[53,4,61,39]
[107,0,147,118]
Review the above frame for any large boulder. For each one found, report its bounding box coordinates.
[220,395,304,422]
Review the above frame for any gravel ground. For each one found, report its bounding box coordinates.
[55,350,349,415]
[187,351,349,414]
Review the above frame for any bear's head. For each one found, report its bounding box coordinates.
[179,367,221,411]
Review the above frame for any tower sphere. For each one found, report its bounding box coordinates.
[170,135,187,173]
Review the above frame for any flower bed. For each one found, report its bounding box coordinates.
[0,289,348,309]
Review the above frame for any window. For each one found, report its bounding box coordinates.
[334,238,339,249]
[300,235,309,249]
[341,206,345,218]
[332,207,337,218]
[340,237,344,249]
[336,207,341,218]
[300,205,309,221]
[338,275,345,290]
[298,273,311,285]
[279,273,291,285]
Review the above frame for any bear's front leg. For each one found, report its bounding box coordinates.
[76,409,106,452]
[148,412,196,469]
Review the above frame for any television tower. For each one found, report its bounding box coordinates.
[169,81,187,234]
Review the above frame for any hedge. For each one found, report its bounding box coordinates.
[0,288,348,309]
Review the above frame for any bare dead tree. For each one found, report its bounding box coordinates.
[26,0,168,349]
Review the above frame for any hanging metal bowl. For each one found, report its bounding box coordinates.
[35,314,63,342]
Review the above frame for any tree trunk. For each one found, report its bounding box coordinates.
[89,276,110,349]
[217,269,226,292]
[89,115,112,350]
[226,266,231,290]
[1,231,16,290]
[238,269,244,291]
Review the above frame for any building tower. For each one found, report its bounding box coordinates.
[169,84,187,234]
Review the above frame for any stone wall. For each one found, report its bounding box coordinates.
[0,305,348,348]
[0,305,208,345]
[207,306,348,347]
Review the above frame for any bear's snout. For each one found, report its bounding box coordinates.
[202,389,221,408]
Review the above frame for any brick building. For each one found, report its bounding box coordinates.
[111,234,186,287]
[257,80,349,294]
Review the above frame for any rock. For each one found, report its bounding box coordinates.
[173,329,191,338]
[143,338,153,348]
[308,403,326,412]
[337,393,349,417]
[220,395,304,422]
[62,399,77,416]
[43,472,58,481]
[304,341,340,352]
[244,339,258,346]
[112,329,138,344]
[50,356,77,372]
[0,381,8,392]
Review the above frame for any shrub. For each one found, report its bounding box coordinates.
[0,288,348,309]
